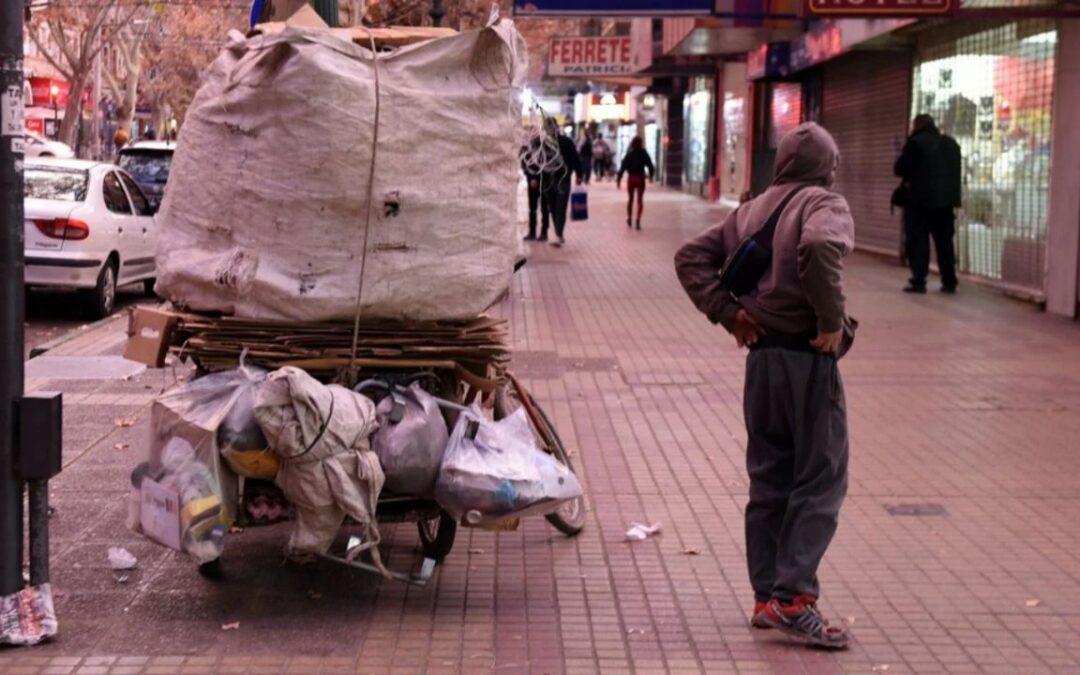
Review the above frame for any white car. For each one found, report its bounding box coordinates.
[24,158,158,318]
[22,131,75,159]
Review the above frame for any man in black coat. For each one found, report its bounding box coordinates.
[538,119,582,248]
[894,114,963,294]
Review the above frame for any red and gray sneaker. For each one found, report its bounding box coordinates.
[750,601,772,629]
[760,595,850,649]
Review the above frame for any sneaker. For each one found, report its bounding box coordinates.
[523,234,537,242]
[551,237,565,248]
[760,596,849,649]
[750,601,771,629]
[940,285,957,294]
[903,284,927,294]
[538,235,548,242]
[626,218,632,228]
[635,220,642,231]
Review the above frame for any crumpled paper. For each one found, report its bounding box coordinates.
[625,522,662,541]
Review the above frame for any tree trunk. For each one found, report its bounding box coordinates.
[58,71,88,148]
[118,52,142,135]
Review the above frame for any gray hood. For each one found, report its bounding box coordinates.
[773,122,840,186]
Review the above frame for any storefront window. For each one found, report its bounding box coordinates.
[723,92,747,201]
[913,20,1055,290]
[684,77,714,185]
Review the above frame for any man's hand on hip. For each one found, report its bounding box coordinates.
[811,329,843,354]
[732,309,766,348]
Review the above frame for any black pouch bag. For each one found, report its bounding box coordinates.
[718,185,809,298]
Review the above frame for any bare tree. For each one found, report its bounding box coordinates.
[28,0,149,146]
[102,6,162,136]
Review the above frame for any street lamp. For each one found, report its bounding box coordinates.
[49,84,59,139]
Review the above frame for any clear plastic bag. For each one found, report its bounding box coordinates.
[128,365,266,564]
[435,406,582,525]
[370,382,449,497]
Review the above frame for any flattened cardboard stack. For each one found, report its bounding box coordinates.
[167,312,510,381]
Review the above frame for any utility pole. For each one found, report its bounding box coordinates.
[1,0,28,596]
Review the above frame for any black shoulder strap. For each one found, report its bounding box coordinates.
[751,184,812,248]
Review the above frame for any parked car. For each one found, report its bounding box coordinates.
[24,158,158,318]
[23,131,75,159]
[117,140,174,209]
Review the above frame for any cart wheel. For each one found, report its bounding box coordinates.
[198,558,224,579]
[417,511,457,561]
[494,383,586,537]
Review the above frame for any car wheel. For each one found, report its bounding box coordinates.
[83,261,117,319]
[143,278,157,298]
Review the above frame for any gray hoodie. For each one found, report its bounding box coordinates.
[674,122,855,335]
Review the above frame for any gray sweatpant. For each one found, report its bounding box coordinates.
[743,348,849,603]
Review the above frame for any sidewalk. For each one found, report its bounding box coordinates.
[3,182,1080,674]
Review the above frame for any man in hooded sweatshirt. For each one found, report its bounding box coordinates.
[674,122,854,649]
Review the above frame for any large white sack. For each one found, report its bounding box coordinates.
[156,20,526,322]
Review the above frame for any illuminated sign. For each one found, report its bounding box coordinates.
[804,0,954,17]
[548,36,640,77]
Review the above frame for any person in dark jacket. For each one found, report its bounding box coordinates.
[616,137,655,230]
[538,120,582,248]
[578,131,594,185]
[674,122,855,650]
[520,133,543,242]
[894,114,963,294]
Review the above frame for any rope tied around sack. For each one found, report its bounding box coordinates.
[347,28,382,377]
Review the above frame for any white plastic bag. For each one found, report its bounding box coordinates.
[435,406,582,525]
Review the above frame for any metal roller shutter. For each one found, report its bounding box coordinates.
[822,51,913,257]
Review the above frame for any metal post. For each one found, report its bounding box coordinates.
[27,481,48,586]
[93,54,101,160]
[0,0,28,596]
[430,0,444,27]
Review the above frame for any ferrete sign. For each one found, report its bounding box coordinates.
[805,0,954,16]
[548,36,638,77]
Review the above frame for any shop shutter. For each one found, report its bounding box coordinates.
[822,51,913,257]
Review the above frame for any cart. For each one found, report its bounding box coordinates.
[168,314,586,586]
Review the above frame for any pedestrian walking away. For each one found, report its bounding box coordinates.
[674,121,856,650]
[520,130,543,242]
[578,131,594,185]
[617,137,655,230]
[593,136,612,181]
[893,113,962,294]
[538,119,583,248]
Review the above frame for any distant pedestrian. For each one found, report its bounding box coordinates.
[616,137,654,230]
[578,131,594,185]
[674,122,856,650]
[520,133,543,242]
[894,113,962,294]
[538,119,582,247]
[593,136,612,180]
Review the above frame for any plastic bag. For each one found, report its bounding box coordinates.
[128,365,266,563]
[218,379,279,480]
[435,406,582,525]
[370,382,449,497]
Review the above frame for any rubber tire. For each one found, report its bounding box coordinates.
[143,278,157,298]
[83,261,117,319]
[417,511,457,561]
[198,558,224,579]
[493,385,586,537]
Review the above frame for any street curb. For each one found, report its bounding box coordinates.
[28,313,126,359]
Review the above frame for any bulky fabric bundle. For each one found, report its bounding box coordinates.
[253,367,384,566]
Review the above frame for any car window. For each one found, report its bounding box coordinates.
[24,167,89,201]
[118,172,150,214]
[102,172,133,214]
[118,151,172,185]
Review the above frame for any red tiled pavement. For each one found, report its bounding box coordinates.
[4,182,1080,674]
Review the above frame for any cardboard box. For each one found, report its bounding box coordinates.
[124,308,179,368]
